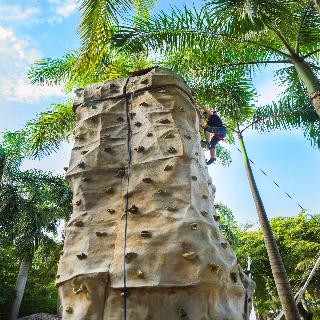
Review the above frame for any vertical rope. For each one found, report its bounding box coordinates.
[123,80,133,320]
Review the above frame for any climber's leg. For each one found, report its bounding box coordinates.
[206,135,219,165]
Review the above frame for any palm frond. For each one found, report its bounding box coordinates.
[3,101,76,159]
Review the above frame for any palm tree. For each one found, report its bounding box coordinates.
[0,145,72,319]
[184,67,318,318]
[107,1,320,117]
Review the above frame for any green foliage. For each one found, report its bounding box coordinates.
[3,101,76,159]
[0,144,72,318]
[215,202,241,247]
[236,213,320,317]
[0,243,62,319]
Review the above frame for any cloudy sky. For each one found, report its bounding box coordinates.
[0,0,319,225]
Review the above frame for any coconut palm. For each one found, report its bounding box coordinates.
[191,76,311,319]
[0,145,72,319]
[107,1,320,117]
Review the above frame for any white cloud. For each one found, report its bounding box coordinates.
[0,25,63,103]
[55,3,77,18]
[0,5,40,21]
[48,0,77,18]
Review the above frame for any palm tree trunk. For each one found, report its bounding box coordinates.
[9,256,32,320]
[294,60,320,117]
[237,133,300,320]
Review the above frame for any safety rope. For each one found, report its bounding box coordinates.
[235,147,306,211]
[123,79,133,320]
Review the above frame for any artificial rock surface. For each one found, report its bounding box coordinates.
[57,67,254,319]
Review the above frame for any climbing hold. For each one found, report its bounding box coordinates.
[129,112,136,119]
[167,147,176,154]
[142,177,153,183]
[146,132,153,137]
[120,290,130,297]
[135,121,142,127]
[201,211,209,217]
[104,146,112,152]
[75,199,81,206]
[158,189,170,195]
[184,135,191,139]
[191,176,197,181]
[56,274,60,279]
[81,150,88,155]
[78,161,85,169]
[102,134,111,139]
[125,252,138,263]
[74,220,84,227]
[107,208,115,214]
[116,116,124,122]
[182,252,197,260]
[208,181,212,185]
[140,102,149,107]
[195,152,199,156]
[105,186,114,193]
[140,230,152,238]
[128,205,139,214]
[96,231,108,237]
[202,195,208,199]
[213,215,220,222]
[65,306,73,314]
[166,206,177,212]
[75,134,84,140]
[177,307,188,318]
[115,168,125,177]
[209,263,221,273]
[179,107,184,112]
[230,272,238,283]
[221,242,228,249]
[73,284,87,294]
[137,270,144,278]
[81,212,88,216]
[76,253,87,260]
[81,176,90,182]
[63,167,68,172]
[190,223,198,230]
[159,119,171,124]
[134,146,145,153]
[140,78,149,85]
[164,133,175,139]
[92,105,97,109]
[110,84,118,93]
[164,165,173,171]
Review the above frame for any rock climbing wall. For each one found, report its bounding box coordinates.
[57,67,254,320]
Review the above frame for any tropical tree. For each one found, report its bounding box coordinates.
[0,145,72,319]
[236,213,320,319]
[176,63,318,318]
[106,1,320,117]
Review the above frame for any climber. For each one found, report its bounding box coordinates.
[196,100,227,165]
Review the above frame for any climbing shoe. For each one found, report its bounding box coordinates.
[206,157,216,165]
[201,140,209,149]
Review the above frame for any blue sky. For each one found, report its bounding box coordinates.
[0,0,319,225]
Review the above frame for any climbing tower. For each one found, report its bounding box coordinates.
[56,67,254,319]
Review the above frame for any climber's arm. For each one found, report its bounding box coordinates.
[195,100,213,116]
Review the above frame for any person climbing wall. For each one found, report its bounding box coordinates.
[56,68,254,320]
[196,99,227,165]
